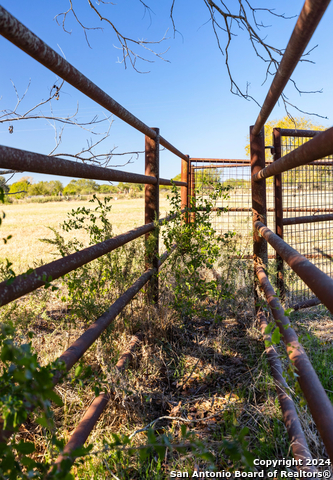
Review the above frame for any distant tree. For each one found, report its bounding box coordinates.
[195,168,221,194]
[245,116,327,161]
[99,184,117,194]
[117,182,128,193]
[27,180,63,196]
[8,177,32,198]
[245,116,328,189]
[63,179,99,195]
[47,180,63,195]
[0,176,9,194]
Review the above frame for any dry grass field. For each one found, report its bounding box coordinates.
[0,195,172,273]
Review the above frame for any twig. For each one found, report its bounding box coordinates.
[128,403,234,440]
[102,459,121,480]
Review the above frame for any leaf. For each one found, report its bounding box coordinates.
[47,390,63,406]
[155,445,166,460]
[199,451,215,462]
[271,327,281,345]
[15,441,35,454]
[36,416,49,428]
[75,365,83,378]
[264,322,274,335]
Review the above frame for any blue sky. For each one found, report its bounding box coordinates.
[0,1,332,186]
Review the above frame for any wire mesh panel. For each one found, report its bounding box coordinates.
[281,133,333,305]
[192,159,275,258]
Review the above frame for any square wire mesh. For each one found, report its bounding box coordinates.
[192,160,275,259]
[281,134,333,305]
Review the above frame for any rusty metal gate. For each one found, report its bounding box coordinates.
[274,128,333,307]
[190,157,276,262]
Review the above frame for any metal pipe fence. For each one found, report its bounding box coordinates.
[250,0,333,467]
[0,6,189,454]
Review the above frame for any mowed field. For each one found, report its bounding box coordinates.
[0,196,172,273]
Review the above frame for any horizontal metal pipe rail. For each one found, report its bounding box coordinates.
[254,221,333,315]
[192,164,250,169]
[0,247,175,443]
[252,126,333,181]
[54,333,143,468]
[190,158,250,164]
[232,253,329,260]
[0,212,180,307]
[197,206,333,214]
[292,297,321,311]
[257,309,315,471]
[0,7,187,162]
[283,213,333,225]
[252,0,331,136]
[0,145,187,188]
[279,207,333,212]
[256,266,333,462]
[159,179,186,187]
[279,129,319,138]
[55,247,174,376]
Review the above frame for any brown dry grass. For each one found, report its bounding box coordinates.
[0,195,171,273]
[1,194,333,478]
[5,247,332,478]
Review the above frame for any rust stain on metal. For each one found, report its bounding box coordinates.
[0,214,177,307]
[181,156,189,223]
[190,163,196,223]
[192,163,250,169]
[55,334,143,467]
[116,333,143,372]
[283,213,333,225]
[257,309,315,471]
[0,145,156,185]
[280,129,321,138]
[273,128,285,300]
[253,0,331,135]
[292,297,321,311]
[251,126,267,267]
[160,179,187,187]
[255,221,333,315]
[190,158,250,164]
[145,128,159,303]
[256,266,333,462]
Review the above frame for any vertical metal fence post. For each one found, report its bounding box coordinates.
[186,156,191,220]
[273,128,285,301]
[145,127,159,304]
[190,162,196,223]
[250,126,268,309]
[181,156,189,223]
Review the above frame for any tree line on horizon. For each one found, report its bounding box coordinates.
[2,172,253,200]
[4,177,146,199]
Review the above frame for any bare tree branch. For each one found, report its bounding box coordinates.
[55,0,170,73]
[0,80,110,131]
[0,79,144,179]
[53,1,325,117]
